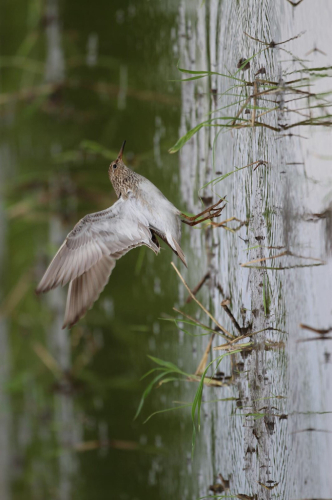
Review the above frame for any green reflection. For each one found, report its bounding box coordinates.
[0,1,193,499]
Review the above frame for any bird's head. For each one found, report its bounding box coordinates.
[109,140,135,198]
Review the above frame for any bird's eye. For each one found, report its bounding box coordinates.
[113,163,117,169]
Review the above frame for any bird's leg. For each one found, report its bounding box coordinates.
[182,209,224,226]
[181,199,226,227]
[182,199,223,222]
[182,206,226,226]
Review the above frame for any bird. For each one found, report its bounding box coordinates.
[36,141,224,329]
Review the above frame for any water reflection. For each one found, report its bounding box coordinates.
[1,0,181,498]
[0,148,11,500]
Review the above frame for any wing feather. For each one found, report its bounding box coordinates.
[62,255,116,329]
[36,197,159,294]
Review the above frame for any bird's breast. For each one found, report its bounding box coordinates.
[134,185,181,244]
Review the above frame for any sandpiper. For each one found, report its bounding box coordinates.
[36,141,224,328]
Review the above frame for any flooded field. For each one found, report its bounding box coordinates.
[0,0,331,499]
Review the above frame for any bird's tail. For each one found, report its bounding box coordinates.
[171,237,187,268]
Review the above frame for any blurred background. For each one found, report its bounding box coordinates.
[0,1,188,499]
[1,1,332,499]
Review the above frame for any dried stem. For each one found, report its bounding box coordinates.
[299,323,332,335]
[214,327,279,351]
[185,272,210,304]
[171,262,234,340]
[173,307,213,332]
[221,300,243,335]
[241,250,325,267]
[195,334,216,375]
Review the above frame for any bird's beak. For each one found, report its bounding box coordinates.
[117,140,126,160]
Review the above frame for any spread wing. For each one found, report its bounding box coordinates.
[62,255,116,329]
[36,197,159,328]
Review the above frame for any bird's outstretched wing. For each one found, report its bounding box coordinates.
[36,197,159,328]
[63,255,116,329]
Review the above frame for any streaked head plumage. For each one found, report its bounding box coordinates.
[108,140,139,198]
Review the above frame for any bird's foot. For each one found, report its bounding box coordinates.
[181,198,226,227]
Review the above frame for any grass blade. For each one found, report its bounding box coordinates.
[168,122,206,153]
[143,403,192,424]
[147,355,189,376]
[134,371,169,420]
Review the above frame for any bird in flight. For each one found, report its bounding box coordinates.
[36,141,224,328]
